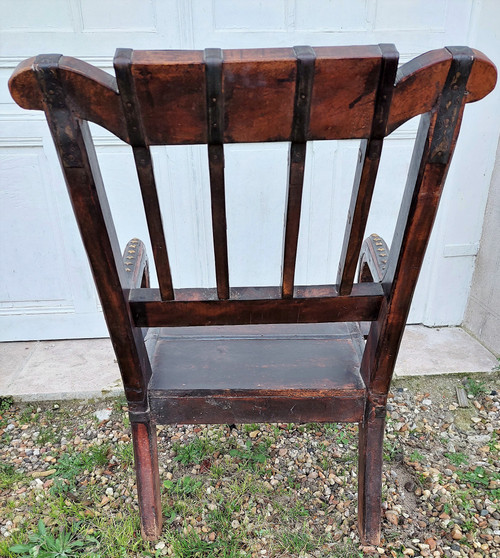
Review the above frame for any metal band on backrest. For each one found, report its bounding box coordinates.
[205,48,224,144]
[429,46,474,165]
[34,54,64,108]
[114,48,146,147]
[291,46,316,143]
[34,54,82,169]
[371,44,399,139]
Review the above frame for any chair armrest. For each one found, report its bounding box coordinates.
[358,234,389,283]
[357,234,389,338]
[123,238,150,289]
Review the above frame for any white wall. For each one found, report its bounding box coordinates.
[464,135,500,356]
[1,0,499,340]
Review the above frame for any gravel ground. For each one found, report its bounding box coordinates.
[0,372,499,557]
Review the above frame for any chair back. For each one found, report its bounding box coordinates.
[9,45,497,400]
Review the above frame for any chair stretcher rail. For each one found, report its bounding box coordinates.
[129,283,384,327]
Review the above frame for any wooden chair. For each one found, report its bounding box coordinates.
[9,45,496,546]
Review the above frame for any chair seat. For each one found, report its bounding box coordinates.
[147,322,366,424]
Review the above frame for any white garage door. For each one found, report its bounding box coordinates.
[1,0,499,340]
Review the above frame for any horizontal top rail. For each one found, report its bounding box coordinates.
[9,47,496,146]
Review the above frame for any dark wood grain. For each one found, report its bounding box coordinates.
[131,281,383,301]
[282,142,307,298]
[10,45,496,547]
[358,396,386,546]
[10,48,496,145]
[31,54,151,408]
[207,143,229,300]
[205,49,230,300]
[129,283,384,327]
[149,322,366,424]
[151,395,366,425]
[357,234,389,337]
[131,420,162,539]
[114,49,174,300]
[337,45,398,295]
[282,46,316,298]
[362,47,477,397]
[149,323,364,393]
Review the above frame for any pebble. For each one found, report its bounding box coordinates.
[385,510,399,525]
[425,538,437,551]
[0,383,498,556]
[451,526,463,540]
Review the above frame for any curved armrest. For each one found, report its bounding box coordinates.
[358,234,389,283]
[357,234,389,338]
[123,238,149,289]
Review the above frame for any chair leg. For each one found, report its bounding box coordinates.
[358,413,385,546]
[131,419,162,540]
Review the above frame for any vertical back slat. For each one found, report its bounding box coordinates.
[205,48,229,300]
[281,46,316,299]
[114,48,174,300]
[337,44,399,295]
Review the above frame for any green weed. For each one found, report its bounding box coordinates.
[229,441,268,470]
[0,463,26,490]
[383,439,400,462]
[164,476,203,496]
[113,395,127,413]
[18,406,38,425]
[325,423,356,446]
[9,520,98,557]
[51,444,109,495]
[210,464,224,479]
[173,437,214,465]
[287,475,301,491]
[442,502,451,515]
[85,513,146,558]
[114,441,134,467]
[488,432,499,453]
[457,466,500,492]
[289,501,310,518]
[0,396,14,412]
[444,451,468,466]
[37,428,59,446]
[409,450,425,463]
[243,423,260,433]
[168,530,215,557]
[464,377,488,397]
[327,540,365,557]
[208,500,240,534]
[278,530,315,553]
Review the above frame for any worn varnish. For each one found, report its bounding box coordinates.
[148,323,366,424]
[9,45,496,546]
[337,44,399,296]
